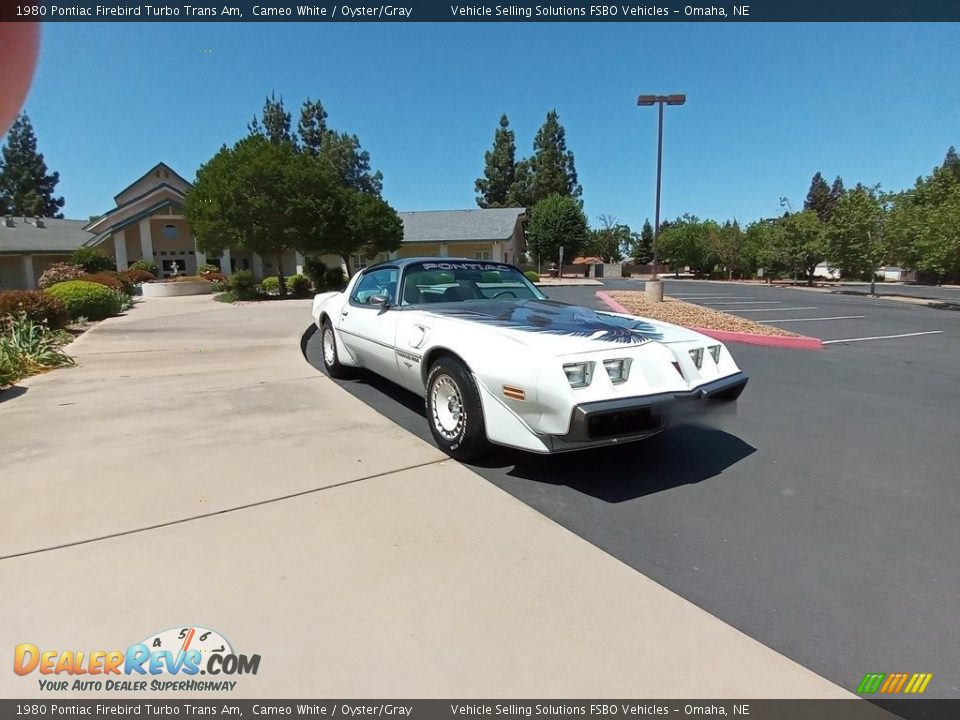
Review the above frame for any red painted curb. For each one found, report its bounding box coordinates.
[595,291,824,351]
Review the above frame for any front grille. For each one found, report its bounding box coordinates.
[586,407,661,439]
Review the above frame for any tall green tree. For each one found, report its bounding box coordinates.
[889,166,960,283]
[526,194,588,265]
[475,114,517,208]
[712,220,742,279]
[826,184,889,293]
[298,98,329,155]
[507,158,534,207]
[942,146,960,182]
[804,172,834,222]
[776,209,825,284]
[657,215,719,277]
[586,215,628,263]
[829,176,845,208]
[529,110,582,203]
[0,113,65,218]
[248,93,295,146]
[323,190,403,276]
[318,131,384,196]
[628,219,654,264]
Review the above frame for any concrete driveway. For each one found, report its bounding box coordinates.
[0,295,846,698]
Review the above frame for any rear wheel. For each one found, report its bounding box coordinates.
[320,319,351,379]
[425,356,489,461]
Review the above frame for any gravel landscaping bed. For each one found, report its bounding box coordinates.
[607,291,798,337]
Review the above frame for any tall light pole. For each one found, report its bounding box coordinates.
[637,93,685,298]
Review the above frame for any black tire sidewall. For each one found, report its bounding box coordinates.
[426,357,487,459]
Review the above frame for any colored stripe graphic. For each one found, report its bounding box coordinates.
[857,672,933,694]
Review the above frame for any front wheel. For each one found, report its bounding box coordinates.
[425,356,489,461]
[320,319,351,379]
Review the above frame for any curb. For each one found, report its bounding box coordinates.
[595,291,824,351]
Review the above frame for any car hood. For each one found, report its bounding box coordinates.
[421,299,705,354]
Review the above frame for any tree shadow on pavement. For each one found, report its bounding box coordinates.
[0,386,28,404]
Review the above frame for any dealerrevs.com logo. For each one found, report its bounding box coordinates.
[14,626,260,692]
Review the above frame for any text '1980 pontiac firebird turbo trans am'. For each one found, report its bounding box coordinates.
[312,258,748,461]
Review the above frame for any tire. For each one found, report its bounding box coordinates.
[425,356,489,461]
[320,319,351,379]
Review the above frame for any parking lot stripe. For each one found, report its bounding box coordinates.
[763,315,866,323]
[734,306,818,313]
[822,330,944,345]
[672,295,750,300]
[704,301,782,305]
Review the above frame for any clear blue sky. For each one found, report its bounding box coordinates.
[19,22,960,230]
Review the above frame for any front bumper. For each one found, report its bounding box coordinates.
[554,371,748,445]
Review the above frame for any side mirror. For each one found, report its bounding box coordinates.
[369,294,390,308]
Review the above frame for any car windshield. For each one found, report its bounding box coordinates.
[400,261,547,306]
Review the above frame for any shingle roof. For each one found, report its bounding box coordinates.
[399,208,525,243]
[0,218,94,254]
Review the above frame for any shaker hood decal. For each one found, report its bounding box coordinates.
[425,300,663,344]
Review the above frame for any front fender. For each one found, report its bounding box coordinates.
[312,291,344,326]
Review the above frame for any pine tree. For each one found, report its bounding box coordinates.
[943,146,960,182]
[507,158,534,208]
[829,176,845,210]
[0,113,65,218]
[319,131,383,196]
[804,172,833,222]
[529,110,582,203]
[475,114,517,208]
[298,98,329,155]
[248,92,295,145]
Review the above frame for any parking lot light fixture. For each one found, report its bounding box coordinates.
[637,93,686,288]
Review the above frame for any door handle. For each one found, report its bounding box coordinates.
[341,310,349,317]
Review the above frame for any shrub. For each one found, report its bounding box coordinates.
[45,280,123,320]
[214,291,238,303]
[38,262,84,289]
[200,272,227,283]
[302,257,327,290]
[197,263,220,275]
[325,268,347,290]
[129,258,159,275]
[0,290,70,330]
[210,278,229,293]
[260,276,280,295]
[71,247,116,273]
[121,268,156,284]
[621,265,633,278]
[524,270,540,283]
[286,274,312,297]
[229,270,258,300]
[0,313,75,385]
[78,271,131,294]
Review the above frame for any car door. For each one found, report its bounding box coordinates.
[336,266,401,380]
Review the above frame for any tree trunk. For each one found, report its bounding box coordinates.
[341,254,352,278]
[275,251,287,297]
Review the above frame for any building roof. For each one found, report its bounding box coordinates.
[399,208,525,243]
[0,217,94,254]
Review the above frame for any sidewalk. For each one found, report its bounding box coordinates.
[1,295,848,698]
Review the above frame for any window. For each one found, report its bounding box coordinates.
[162,224,178,239]
[475,250,491,260]
[400,261,546,305]
[350,267,398,306]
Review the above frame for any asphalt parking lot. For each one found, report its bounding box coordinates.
[303,281,960,698]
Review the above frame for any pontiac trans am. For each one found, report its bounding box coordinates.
[311,258,748,460]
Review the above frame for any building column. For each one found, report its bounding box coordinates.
[139,219,154,267]
[491,242,502,262]
[295,252,305,276]
[22,254,36,289]
[221,249,232,274]
[113,230,128,270]
[439,242,448,257]
[252,253,264,280]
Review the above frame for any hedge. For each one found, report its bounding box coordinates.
[45,281,123,321]
[0,290,70,329]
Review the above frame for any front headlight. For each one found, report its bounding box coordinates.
[603,358,631,384]
[563,361,594,388]
[689,347,704,369]
[708,345,722,363]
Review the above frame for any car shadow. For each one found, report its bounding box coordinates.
[0,385,28,404]
[300,323,756,503]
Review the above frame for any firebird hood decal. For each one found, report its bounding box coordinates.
[424,300,663,344]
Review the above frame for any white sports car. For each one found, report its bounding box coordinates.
[311,258,748,460]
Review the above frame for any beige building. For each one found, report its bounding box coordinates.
[0,163,527,290]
